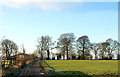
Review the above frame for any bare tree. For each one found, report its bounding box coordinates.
[44,36,52,60]
[96,43,103,59]
[37,36,45,60]
[91,43,99,60]
[0,39,18,60]
[106,38,118,59]
[57,33,75,60]
[117,42,120,60]
[21,44,26,58]
[14,43,18,60]
[37,36,52,60]
[98,42,110,60]
[77,35,90,60]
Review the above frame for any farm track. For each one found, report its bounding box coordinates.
[17,60,48,77]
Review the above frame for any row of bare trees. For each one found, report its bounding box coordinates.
[0,39,18,60]
[36,33,120,60]
[0,33,119,60]
[92,38,118,60]
[0,38,28,60]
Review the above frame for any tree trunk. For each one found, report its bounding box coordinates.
[82,42,85,60]
[78,55,80,60]
[63,52,65,60]
[8,51,10,60]
[40,50,43,60]
[47,50,50,60]
[108,52,111,60]
[6,51,8,59]
[101,52,104,60]
[66,46,69,60]
[23,50,25,59]
[95,51,97,60]
[63,46,65,60]
[41,53,43,60]
[95,53,97,60]
[8,54,10,60]
[6,46,9,60]
[83,47,85,60]
[15,51,17,61]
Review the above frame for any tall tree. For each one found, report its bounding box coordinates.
[117,42,120,60]
[0,39,18,60]
[106,38,118,59]
[57,33,75,60]
[37,36,52,60]
[91,43,99,60]
[101,42,110,59]
[21,44,26,58]
[96,43,103,59]
[77,35,90,60]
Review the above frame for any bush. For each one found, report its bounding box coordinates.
[21,59,27,68]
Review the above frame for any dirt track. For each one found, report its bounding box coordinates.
[17,60,48,77]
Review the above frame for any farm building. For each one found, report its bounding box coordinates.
[11,53,30,60]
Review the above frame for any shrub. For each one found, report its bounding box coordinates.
[21,59,27,68]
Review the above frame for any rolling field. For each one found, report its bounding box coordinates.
[45,60,119,75]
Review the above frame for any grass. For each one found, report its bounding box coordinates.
[45,60,119,75]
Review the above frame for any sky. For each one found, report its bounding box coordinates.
[0,1,118,54]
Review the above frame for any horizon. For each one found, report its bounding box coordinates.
[1,2,118,54]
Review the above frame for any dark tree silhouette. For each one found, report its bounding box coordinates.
[0,39,18,60]
[117,54,120,60]
[77,35,90,60]
[57,33,75,60]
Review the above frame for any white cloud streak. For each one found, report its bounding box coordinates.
[0,0,119,11]
[0,0,81,11]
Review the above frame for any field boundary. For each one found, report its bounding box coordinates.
[43,60,55,72]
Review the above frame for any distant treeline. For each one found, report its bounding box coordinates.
[35,33,120,60]
[0,33,120,60]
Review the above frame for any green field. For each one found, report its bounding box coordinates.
[45,60,119,75]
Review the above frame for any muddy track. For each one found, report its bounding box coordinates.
[16,60,48,77]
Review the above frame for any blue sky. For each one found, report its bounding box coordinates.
[1,2,118,53]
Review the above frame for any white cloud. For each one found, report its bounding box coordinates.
[0,0,119,11]
[0,0,82,11]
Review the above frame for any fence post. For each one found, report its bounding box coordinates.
[4,60,5,67]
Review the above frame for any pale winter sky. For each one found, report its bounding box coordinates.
[0,0,118,54]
